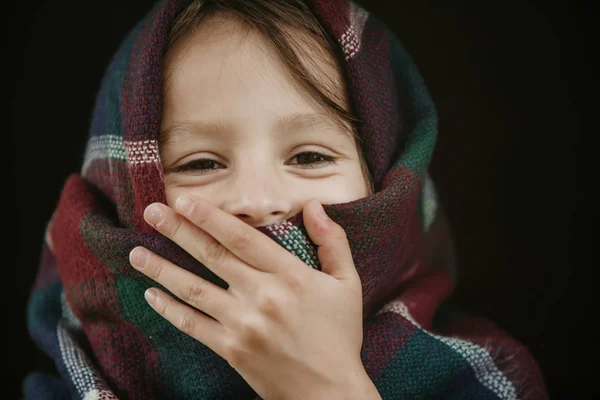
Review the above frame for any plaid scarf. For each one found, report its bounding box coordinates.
[24,0,548,398]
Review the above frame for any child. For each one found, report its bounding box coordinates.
[25,0,548,399]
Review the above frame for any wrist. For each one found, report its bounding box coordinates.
[316,364,381,400]
[345,373,381,400]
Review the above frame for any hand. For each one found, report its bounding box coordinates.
[129,196,381,400]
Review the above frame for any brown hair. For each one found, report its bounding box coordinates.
[164,0,373,192]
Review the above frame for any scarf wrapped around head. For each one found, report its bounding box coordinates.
[25,0,548,399]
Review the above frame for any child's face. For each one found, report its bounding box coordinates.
[160,17,370,227]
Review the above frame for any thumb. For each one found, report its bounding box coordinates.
[302,199,359,282]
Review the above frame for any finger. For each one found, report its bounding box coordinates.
[144,287,229,360]
[130,246,238,325]
[302,199,358,282]
[143,203,256,288]
[173,195,300,274]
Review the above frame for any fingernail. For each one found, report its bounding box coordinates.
[129,248,148,269]
[145,288,158,304]
[175,196,194,216]
[144,204,164,225]
[316,201,329,221]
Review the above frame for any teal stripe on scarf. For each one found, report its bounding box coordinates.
[117,275,255,399]
[88,16,145,143]
[373,331,501,399]
[81,212,255,398]
[379,16,438,173]
[25,282,80,399]
[27,283,64,355]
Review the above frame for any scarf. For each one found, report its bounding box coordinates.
[24,0,548,398]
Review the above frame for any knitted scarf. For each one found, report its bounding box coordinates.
[24,0,548,399]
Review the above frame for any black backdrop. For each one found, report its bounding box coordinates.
[4,0,593,398]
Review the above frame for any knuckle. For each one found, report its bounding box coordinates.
[335,224,349,241]
[156,295,169,315]
[284,273,307,298]
[230,230,252,253]
[202,239,228,266]
[223,337,247,368]
[148,258,165,280]
[239,314,267,345]
[257,290,279,315]
[167,216,184,238]
[178,312,196,335]
[182,283,206,305]
[193,202,211,226]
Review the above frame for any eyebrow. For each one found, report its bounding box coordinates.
[160,112,351,144]
[276,112,348,136]
[160,119,236,144]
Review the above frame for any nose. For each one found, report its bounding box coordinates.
[220,169,292,228]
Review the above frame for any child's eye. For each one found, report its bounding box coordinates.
[175,159,225,174]
[289,152,336,168]
[172,152,336,174]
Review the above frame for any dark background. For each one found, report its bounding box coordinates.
[4,0,593,398]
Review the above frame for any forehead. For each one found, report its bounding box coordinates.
[163,12,349,111]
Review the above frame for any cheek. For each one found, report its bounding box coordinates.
[163,177,222,209]
[336,159,372,200]
[302,172,369,205]
[340,178,370,202]
[163,182,184,209]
